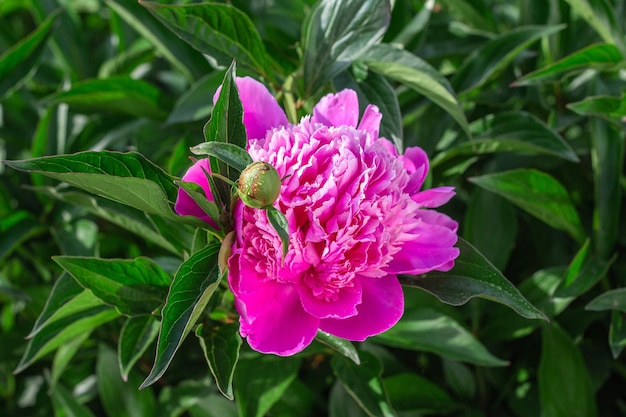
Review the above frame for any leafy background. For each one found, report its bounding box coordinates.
[1,0,625,416]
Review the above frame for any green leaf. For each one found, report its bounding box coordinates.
[196,323,242,400]
[334,70,403,150]
[563,0,622,48]
[166,72,223,125]
[315,330,360,365]
[569,94,626,119]
[50,332,91,390]
[384,373,457,415]
[514,43,623,86]
[329,382,370,417]
[140,243,222,389]
[118,316,160,381]
[0,9,59,97]
[97,344,156,417]
[0,210,46,261]
[235,355,301,417]
[4,151,207,229]
[105,0,213,83]
[331,351,396,417]
[53,256,171,316]
[139,1,278,81]
[469,169,586,243]
[361,43,471,139]
[302,0,390,95]
[555,240,614,298]
[266,207,290,260]
[539,324,597,417]
[609,311,626,359]
[402,238,548,321]
[585,288,626,313]
[191,142,253,173]
[433,112,580,165]
[442,359,476,401]
[374,307,508,367]
[50,383,97,417]
[16,303,119,373]
[175,181,222,227]
[452,25,565,94]
[48,77,172,119]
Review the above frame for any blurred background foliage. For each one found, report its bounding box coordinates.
[1,0,625,416]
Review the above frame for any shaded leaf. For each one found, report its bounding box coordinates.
[362,43,471,139]
[586,288,626,313]
[469,169,586,242]
[48,77,172,119]
[303,0,390,95]
[139,1,278,81]
[266,207,290,260]
[539,324,597,417]
[403,238,548,320]
[0,210,46,261]
[196,323,242,400]
[569,94,626,119]
[235,355,301,417]
[514,43,623,86]
[563,0,622,47]
[316,330,360,365]
[50,383,97,417]
[453,25,564,94]
[119,316,160,381]
[141,243,222,388]
[0,9,59,97]
[609,311,626,359]
[53,257,172,316]
[166,72,223,125]
[384,373,457,415]
[555,240,614,298]
[191,142,253,173]
[374,307,508,367]
[331,351,396,417]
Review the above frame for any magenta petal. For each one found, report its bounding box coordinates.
[357,104,382,139]
[412,186,456,208]
[297,278,362,319]
[319,275,404,341]
[312,89,359,128]
[400,147,429,195]
[237,282,319,356]
[214,76,288,140]
[174,159,217,227]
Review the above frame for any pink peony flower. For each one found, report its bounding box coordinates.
[176,77,459,356]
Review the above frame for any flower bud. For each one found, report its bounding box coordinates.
[237,161,281,209]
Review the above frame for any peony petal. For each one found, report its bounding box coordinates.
[174,159,217,227]
[357,104,382,140]
[412,186,456,208]
[312,89,359,128]
[399,147,429,195]
[319,274,404,341]
[297,277,362,319]
[237,281,319,356]
[214,76,288,140]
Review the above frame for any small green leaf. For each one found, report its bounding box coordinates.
[141,243,222,389]
[569,94,626,119]
[53,257,172,316]
[453,25,565,94]
[166,72,223,125]
[469,169,586,243]
[539,323,597,417]
[585,288,626,313]
[0,210,46,261]
[362,43,471,139]
[331,351,396,417]
[175,181,222,227]
[384,373,457,415]
[266,207,289,260]
[315,330,360,365]
[48,77,172,119]
[50,383,98,417]
[235,355,301,417]
[302,0,390,95]
[514,43,623,86]
[118,316,160,381]
[97,344,156,417]
[555,240,614,298]
[0,9,59,97]
[4,151,207,229]
[433,112,580,165]
[139,1,278,81]
[402,238,548,321]
[374,307,508,367]
[191,142,253,173]
[196,323,242,400]
[609,311,626,359]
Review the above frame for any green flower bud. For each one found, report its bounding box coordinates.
[237,161,281,209]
